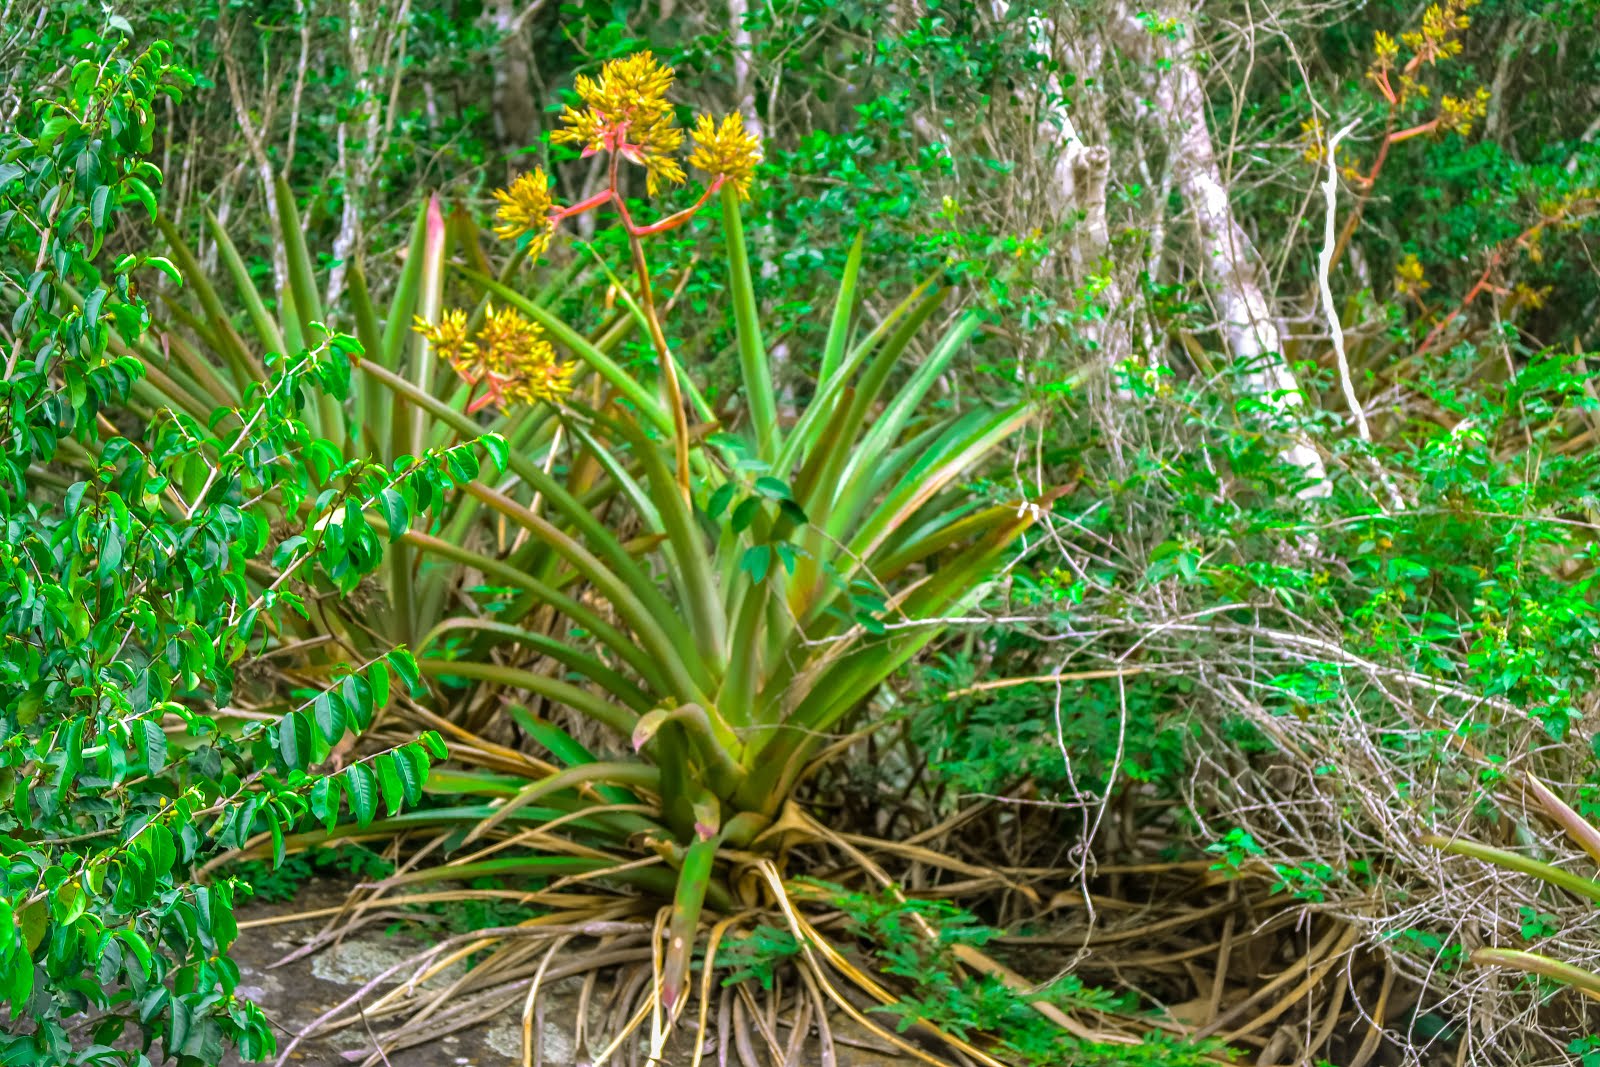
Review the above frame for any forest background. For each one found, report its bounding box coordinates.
[4,0,1600,1064]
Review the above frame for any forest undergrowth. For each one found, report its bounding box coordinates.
[2,0,1600,1065]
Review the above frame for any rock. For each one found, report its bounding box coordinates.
[219,877,918,1067]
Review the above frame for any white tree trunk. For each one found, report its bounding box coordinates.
[1116,6,1329,492]
[728,0,762,141]
[988,1,1124,371]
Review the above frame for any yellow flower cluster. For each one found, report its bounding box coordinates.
[1394,253,1429,299]
[552,52,685,194]
[413,305,575,410]
[483,51,765,256]
[1299,116,1326,164]
[1510,282,1550,311]
[687,113,762,199]
[1438,87,1491,136]
[492,168,558,255]
[1402,0,1476,60]
[1368,0,1480,107]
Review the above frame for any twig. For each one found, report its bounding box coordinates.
[1316,119,1405,512]
[1318,120,1368,443]
[942,667,1146,700]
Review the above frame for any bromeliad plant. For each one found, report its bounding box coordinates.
[262,52,1039,1063]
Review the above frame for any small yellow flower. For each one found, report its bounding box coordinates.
[412,309,476,367]
[1395,253,1429,298]
[491,168,558,253]
[687,113,762,199]
[1373,30,1399,67]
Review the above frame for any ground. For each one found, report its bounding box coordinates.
[223,878,917,1066]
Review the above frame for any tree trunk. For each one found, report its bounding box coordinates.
[491,0,541,155]
[1114,5,1329,492]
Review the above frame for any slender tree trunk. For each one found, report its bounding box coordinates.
[728,0,762,141]
[328,0,411,310]
[490,0,541,155]
[989,1,1125,371]
[1115,5,1329,492]
[219,11,289,302]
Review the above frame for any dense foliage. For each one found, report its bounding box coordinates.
[0,26,453,1064]
[4,0,1600,1064]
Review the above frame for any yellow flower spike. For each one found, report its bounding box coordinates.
[551,103,610,156]
[1439,86,1489,136]
[502,357,578,407]
[632,114,687,194]
[687,112,762,199]
[491,168,558,253]
[1299,116,1327,164]
[1395,253,1429,298]
[477,304,551,372]
[412,310,476,369]
[551,52,685,194]
[1373,31,1398,67]
[469,304,574,410]
[1511,282,1549,310]
[575,53,676,125]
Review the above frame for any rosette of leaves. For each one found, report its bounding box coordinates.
[290,152,1037,1063]
[118,172,642,729]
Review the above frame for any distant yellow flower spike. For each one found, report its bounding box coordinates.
[1373,31,1398,67]
[1511,282,1549,310]
[1439,86,1490,136]
[491,168,558,253]
[1299,116,1326,164]
[687,113,762,199]
[1395,253,1429,298]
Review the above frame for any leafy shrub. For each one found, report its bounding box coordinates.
[0,29,447,1065]
[824,883,1224,1067]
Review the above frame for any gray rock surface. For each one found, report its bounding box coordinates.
[221,879,919,1066]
